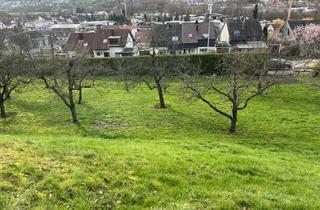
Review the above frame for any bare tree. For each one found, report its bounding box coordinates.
[32,54,97,124]
[134,23,181,109]
[15,30,97,124]
[36,58,82,124]
[0,30,30,118]
[9,30,80,123]
[134,53,179,109]
[179,52,280,133]
[72,59,96,104]
[107,57,136,92]
[0,54,27,118]
[146,52,166,108]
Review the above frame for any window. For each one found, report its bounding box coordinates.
[109,38,118,45]
[104,52,110,57]
[96,52,101,56]
[172,36,178,41]
[279,28,284,34]
[234,30,240,36]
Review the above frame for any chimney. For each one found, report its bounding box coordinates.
[78,33,84,40]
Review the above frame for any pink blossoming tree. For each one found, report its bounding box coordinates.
[293,24,320,57]
[293,24,320,45]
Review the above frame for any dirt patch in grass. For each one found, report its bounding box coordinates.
[152,104,171,109]
[313,127,320,133]
[1,112,17,118]
[92,120,128,129]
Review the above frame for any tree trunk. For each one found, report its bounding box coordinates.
[229,118,237,133]
[0,101,6,118]
[156,80,166,108]
[78,86,82,105]
[151,48,165,109]
[123,70,129,92]
[68,88,79,124]
[229,109,237,133]
[4,86,10,100]
[67,61,79,124]
[124,80,129,92]
[69,103,79,124]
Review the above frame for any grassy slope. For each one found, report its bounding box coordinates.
[0,80,320,209]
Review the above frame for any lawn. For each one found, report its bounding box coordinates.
[0,80,320,209]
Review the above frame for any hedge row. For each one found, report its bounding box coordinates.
[86,53,225,75]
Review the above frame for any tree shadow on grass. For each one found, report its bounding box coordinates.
[167,104,320,159]
[166,108,229,135]
[10,90,320,159]
[9,99,124,139]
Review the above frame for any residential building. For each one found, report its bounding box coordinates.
[64,28,136,57]
[78,21,116,32]
[49,24,80,50]
[180,21,216,54]
[8,31,50,56]
[151,22,182,53]
[219,18,267,50]
[148,21,216,54]
[272,19,314,43]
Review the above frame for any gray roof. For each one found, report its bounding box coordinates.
[181,21,216,44]
[227,19,263,43]
[151,23,181,47]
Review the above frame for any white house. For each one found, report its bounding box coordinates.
[218,18,267,50]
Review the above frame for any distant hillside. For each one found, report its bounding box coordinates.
[0,0,115,12]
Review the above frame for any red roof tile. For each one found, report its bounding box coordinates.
[64,28,133,52]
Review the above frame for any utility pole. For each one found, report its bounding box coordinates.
[287,0,293,20]
[207,0,213,48]
[121,0,128,18]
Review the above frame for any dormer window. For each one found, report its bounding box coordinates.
[109,39,118,45]
[103,39,108,44]
[234,30,240,36]
[108,36,120,45]
[188,34,193,38]
[83,43,88,47]
[202,33,209,38]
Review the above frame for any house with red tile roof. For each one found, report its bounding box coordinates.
[64,28,136,57]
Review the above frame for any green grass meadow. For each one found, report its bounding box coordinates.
[0,80,320,209]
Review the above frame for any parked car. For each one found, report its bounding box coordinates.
[267,59,292,71]
[267,59,293,75]
[308,62,320,77]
